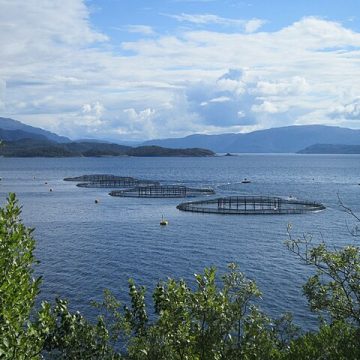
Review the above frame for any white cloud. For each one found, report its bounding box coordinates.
[1,2,360,140]
[244,19,266,33]
[82,101,104,117]
[216,78,246,96]
[0,79,5,110]
[121,108,157,138]
[252,77,310,96]
[120,25,155,35]
[209,96,231,103]
[330,98,360,120]
[165,12,265,32]
[251,101,289,114]
[237,111,245,118]
[167,13,239,26]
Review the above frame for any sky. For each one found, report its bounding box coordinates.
[1,0,360,141]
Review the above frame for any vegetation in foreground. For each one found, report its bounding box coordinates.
[1,193,360,359]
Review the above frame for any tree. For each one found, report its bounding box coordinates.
[286,203,360,326]
[94,265,293,360]
[285,206,360,359]
[0,193,53,358]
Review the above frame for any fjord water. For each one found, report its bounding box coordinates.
[0,155,359,330]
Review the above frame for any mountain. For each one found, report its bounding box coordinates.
[298,144,360,154]
[0,128,49,142]
[75,138,144,146]
[143,125,360,153]
[0,117,70,143]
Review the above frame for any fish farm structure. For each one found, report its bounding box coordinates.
[177,196,325,215]
[64,174,128,182]
[76,179,159,188]
[109,185,215,198]
[64,174,159,188]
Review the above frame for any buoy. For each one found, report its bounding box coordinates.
[160,215,168,226]
[45,181,48,185]
[49,188,53,192]
[95,199,99,204]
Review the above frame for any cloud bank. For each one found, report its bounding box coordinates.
[1,0,360,140]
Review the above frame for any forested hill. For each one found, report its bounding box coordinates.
[0,139,214,157]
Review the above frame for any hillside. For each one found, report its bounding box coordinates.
[0,117,70,143]
[143,125,360,153]
[0,128,49,142]
[0,139,214,157]
[298,144,360,154]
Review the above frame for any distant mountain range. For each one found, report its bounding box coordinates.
[1,116,360,155]
[143,125,360,153]
[0,117,214,157]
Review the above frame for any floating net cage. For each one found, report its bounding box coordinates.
[64,174,159,188]
[77,179,160,188]
[177,196,325,215]
[109,185,215,198]
[64,174,130,182]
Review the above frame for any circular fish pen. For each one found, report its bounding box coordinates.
[177,196,325,215]
[64,174,128,182]
[64,174,159,188]
[76,179,159,188]
[110,185,215,198]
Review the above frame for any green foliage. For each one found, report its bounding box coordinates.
[94,265,294,360]
[287,321,360,360]
[43,298,120,359]
[0,193,53,359]
[286,230,360,325]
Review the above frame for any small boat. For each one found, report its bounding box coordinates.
[241,178,251,184]
[160,215,168,226]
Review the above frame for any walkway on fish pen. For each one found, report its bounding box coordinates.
[64,174,129,182]
[77,179,159,188]
[64,174,159,188]
[110,185,215,198]
[177,196,325,215]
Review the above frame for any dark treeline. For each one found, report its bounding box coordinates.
[0,139,214,157]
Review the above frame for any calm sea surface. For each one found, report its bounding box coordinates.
[0,155,359,330]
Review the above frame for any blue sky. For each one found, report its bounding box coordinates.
[1,0,360,140]
[90,0,360,37]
